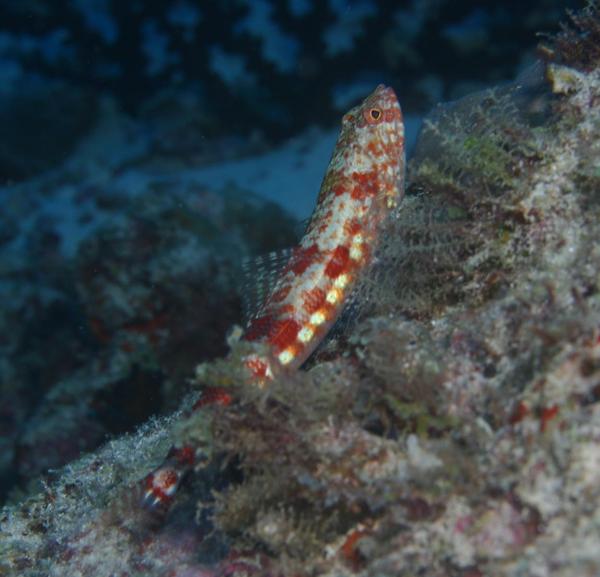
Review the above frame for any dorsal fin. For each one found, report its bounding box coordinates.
[240,248,294,326]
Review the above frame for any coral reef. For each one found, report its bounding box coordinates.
[0,131,298,504]
[0,0,579,181]
[540,0,600,71]
[3,4,600,577]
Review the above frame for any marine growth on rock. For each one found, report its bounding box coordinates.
[2,3,600,577]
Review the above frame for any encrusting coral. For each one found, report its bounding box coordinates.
[3,4,600,576]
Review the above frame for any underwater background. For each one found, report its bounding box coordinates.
[4,1,600,576]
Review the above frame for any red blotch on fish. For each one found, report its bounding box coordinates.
[268,318,301,352]
[324,245,350,278]
[289,244,321,275]
[302,287,326,314]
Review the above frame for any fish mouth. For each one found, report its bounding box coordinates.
[375,84,400,109]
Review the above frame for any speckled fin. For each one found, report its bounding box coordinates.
[241,248,294,326]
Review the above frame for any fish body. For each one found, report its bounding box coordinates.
[143,84,405,509]
[244,84,405,377]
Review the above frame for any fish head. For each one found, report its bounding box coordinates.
[340,84,406,210]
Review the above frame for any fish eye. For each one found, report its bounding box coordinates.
[365,107,383,124]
